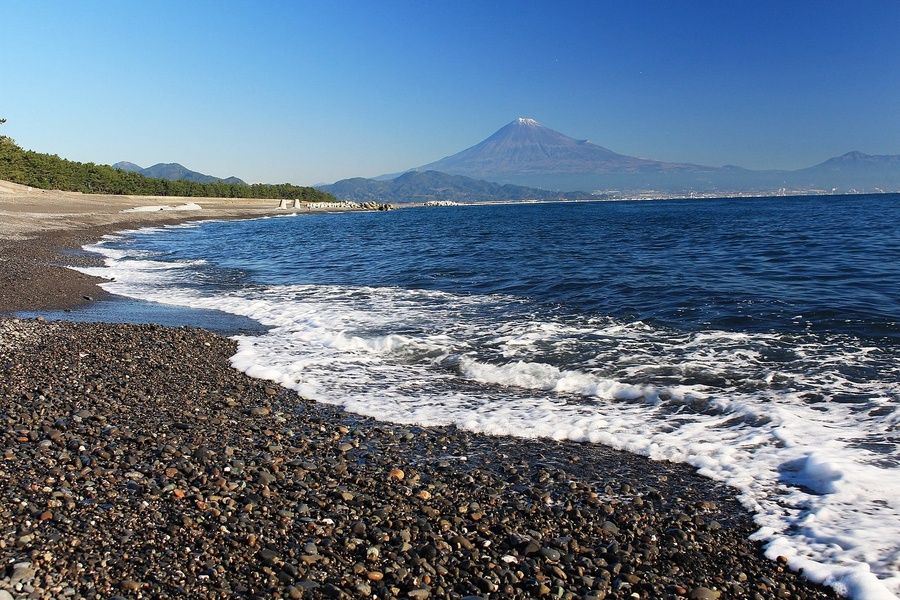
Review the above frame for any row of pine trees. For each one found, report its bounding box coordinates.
[0,121,335,201]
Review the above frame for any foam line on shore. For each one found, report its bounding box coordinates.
[73,230,900,599]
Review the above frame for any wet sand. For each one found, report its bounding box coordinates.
[0,179,328,313]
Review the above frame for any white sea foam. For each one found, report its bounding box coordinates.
[74,236,900,599]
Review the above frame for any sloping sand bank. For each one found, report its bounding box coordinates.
[0,180,318,312]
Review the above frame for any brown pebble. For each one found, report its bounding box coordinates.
[173,488,186,499]
[389,468,405,481]
[39,510,53,521]
[164,467,178,478]
[367,571,384,581]
[689,587,721,600]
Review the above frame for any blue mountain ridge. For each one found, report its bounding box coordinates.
[382,118,900,194]
[113,161,246,185]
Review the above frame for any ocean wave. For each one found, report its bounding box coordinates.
[74,228,900,599]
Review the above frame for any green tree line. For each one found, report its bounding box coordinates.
[0,134,335,201]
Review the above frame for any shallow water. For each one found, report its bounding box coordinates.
[19,298,267,335]
[76,195,900,599]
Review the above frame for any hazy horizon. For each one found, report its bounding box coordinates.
[2,0,899,185]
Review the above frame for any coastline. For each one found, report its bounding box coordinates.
[0,183,843,598]
[0,180,360,314]
[407,191,900,210]
[0,320,839,599]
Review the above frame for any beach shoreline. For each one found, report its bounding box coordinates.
[0,319,840,599]
[0,182,843,598]
[0,180,365,314]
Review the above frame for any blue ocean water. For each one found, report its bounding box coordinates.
[79,195,900,598]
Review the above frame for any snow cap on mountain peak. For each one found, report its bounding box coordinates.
[516,117,540,126]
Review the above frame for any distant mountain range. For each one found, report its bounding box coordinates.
[321,170,593,203]
[791,151,900,190]
[114,118,900,203]
[377,118,900,195]
[113,161,246,185]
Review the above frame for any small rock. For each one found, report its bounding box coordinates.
[476,577,497,592]
[287,586,304,599]
[539,547,561,561]
[258,548,280,565]
[689,587,721,600]
[11,562,36,584]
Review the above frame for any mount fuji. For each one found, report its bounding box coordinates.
[402,117,717,191]
[387,118,900,194]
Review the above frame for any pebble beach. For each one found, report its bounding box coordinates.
[0,186,844,598]
[0,319,839,599]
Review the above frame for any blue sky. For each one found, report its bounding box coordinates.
[2,0,898,184]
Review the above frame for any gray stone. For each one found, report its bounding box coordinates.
[10,562,36,584]
[539,547,561,561]
[689,587,721,600]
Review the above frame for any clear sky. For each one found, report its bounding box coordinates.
[2,0,899,185]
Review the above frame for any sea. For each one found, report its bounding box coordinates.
[74,194,899,599]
